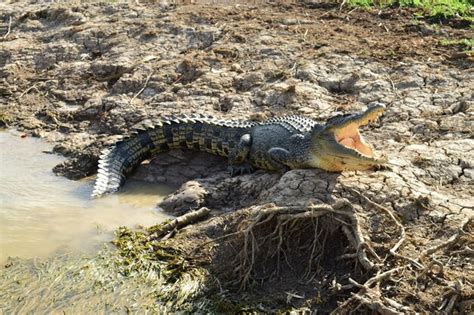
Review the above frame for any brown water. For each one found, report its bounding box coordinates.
[0,131,174,263]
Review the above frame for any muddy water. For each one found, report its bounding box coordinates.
[0,131,174,263]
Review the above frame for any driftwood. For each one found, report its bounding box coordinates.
[148,207,211,241]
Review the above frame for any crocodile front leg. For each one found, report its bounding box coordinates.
[266,147,293,172]
[265,133,309,171]
[228,134,255,176]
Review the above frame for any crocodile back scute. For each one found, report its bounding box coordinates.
[259,115,320,133]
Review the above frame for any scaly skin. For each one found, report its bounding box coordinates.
[92,105,387,197]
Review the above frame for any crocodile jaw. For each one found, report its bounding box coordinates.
[311,104,387,172]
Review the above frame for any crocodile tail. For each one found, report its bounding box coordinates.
[93,116,187,197]
[92,128,156,198]
[91,115,255,198]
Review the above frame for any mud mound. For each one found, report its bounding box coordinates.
[94,194,471,313]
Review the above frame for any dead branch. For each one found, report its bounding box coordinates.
[331,266,406,314]
[351,293,401,315]
[420,216,471,259]
[440,279,463,314]
[148,207,211,241]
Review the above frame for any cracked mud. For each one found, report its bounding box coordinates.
[0,0,473,313]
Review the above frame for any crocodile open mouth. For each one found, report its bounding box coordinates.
[334,105,385,158]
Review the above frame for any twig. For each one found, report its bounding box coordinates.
[19,84,39,99]
[3,16,12,39]
[365,266,403,287]
[339,0,346,12]
[352,293,401,315]
[130,71,153,105]
[349,188,406,254]
[442,279,463,314]
[420,216,471,259]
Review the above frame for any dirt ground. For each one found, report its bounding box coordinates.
[1,0,473,313]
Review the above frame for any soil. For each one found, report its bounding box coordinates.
[0,0,473,313]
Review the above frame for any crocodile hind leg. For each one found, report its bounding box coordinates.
[228,134,255,176]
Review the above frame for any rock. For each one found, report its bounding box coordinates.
[234,72,264,91]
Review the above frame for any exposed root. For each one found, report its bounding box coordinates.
[114,195,471,313]
[331,266,406,314]
[222,199,378,289]
[350,188,405,253]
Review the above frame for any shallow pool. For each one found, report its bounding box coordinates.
[0,131,174,263]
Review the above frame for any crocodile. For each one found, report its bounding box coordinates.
[92,104,387,197]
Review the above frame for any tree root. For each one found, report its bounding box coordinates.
[164,196,471,313]
[331,192,472,314]
[227,199,379,289]
[331,266,406,314]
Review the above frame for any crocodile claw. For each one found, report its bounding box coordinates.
[228,164,255,176]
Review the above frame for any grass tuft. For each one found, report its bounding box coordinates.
[440,38,474,49]
[346,0,473,18]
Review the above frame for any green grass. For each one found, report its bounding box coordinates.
[440,38,474,51]
[346,0,473,18]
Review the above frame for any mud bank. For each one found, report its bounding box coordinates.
[1,0,473,313]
